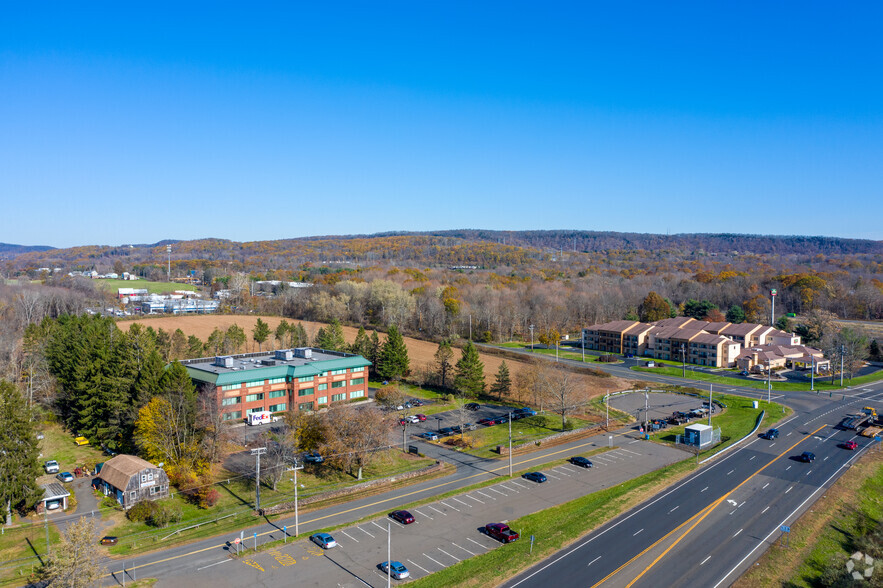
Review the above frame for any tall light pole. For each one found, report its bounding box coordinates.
[529,325,535,352]
[387,520,392,588]
[840,345,846,387]
[288,461,304,537]
[581,333,585,363]
[770,288,777,327]
[681,344,686,378]
[605,390,609,431]
[766,360,771,404]
[810,355,815,391]
[508,411,513,477]
[251,447,267,510]
[708,384,713,426]
[166,244,171,282]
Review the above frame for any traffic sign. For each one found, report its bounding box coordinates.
[233,537,241,544]
[780,525,790,533]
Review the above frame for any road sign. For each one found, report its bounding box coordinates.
[781,525,790,533]
[530,534,535,554]
[233,538,241,544]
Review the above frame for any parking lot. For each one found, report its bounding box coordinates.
[398,402,540,440]
[609,391,713,423]
[161,440,687,587]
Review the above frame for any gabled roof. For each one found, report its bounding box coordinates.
[651,317,697,329]
[690,333,731,345]
[99,454,159,491]
[594,320,641,334]
[41,483,70,501]
[720,323,767,337]
[702,322,731,334]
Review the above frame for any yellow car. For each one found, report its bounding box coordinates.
[74,436,90,446]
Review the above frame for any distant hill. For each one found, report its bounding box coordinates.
[0,242,55,260]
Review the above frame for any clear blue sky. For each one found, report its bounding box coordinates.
[2,2,881,247]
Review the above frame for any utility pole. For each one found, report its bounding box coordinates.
[529,324,535,352]
[581,333,585,363]
[402,423,407,453]
[770,288,777,327]
[708,384,713,427]
[681,344,686,378]
[767,360,771,404]
[166,244,171,282]
[287,461,304,537]
[644,390,649,432]
[387,520,392,588]
[605,391,609,431]
[508,411,514,477]
[251,447,267,510]
[44,509,49,556]
[469,315,472,341]
[810,355,815,391]
[840,345,846,387]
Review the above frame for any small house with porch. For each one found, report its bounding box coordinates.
[95,454,170,509]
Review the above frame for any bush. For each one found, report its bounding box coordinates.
[202,488,221,508]
[127,500,158,522]
[149,501,183,527]
[444,393,456,403]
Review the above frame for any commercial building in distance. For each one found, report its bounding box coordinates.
[182,348,371,422]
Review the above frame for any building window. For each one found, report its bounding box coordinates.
[267,377,286,385]
[317,396,327,405]
[298,402,313,412]
[351,366,364,373]
[330,369,348,376]
[298,376,314,383]
[317,383,328,391]
[148,472,153,481]
[245,393,264,402]
[150,485,160,495]
[141,474,147,483]
[129,491,136,502]
[222,396,240,406]
[298,387,314,397]
[223,411,242,421]
[268,403,286,412]
[350,377,364,386]
[350,390,365,399]
[246,380,265,388]
[331,381,345,389]
[221,384,240,391]
[331,393,345,402]
[269,390,286,399]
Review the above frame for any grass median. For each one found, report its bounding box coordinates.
[632,364,883,392]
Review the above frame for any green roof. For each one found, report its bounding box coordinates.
[185,354,371,386]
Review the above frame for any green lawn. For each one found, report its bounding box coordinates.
[38,419,106,471]
[632,364,883,392]
[0,520,62,587]
[495,343,605,362]
[449,414,596,459]
[94,279,197,295]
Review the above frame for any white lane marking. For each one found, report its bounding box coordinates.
[770,443,776,447]
[197,560,230,571]
[465,494,484,504]
[734,529,742,537]
[587,556,602,567]
[669,506,679,514]
[739,501,745,508]
[374,520,392,531]
[762,483,769,489]
[429,505,447,516]
[452,542,475,556]
[633,529,644,536]
[341,530,359,542]
[787,432,792,436]
[415,509,432,519]
[452,497,471,507]
[806,470,813,476]
[438,547,461,562]
[359,526,375,538]
[729,509,737,515]
[545,472,562,480]
[629,439,640,444]
[554,468,572,477]
[727,470,734,475]
[785,465,791,471]
[824,456,829,461]
[700,555,712,566]
[477,490,495,500]
[500,484,519,493]
[510,480,530,488]
[749,455,755,461]
[785,486,793,494]
[407,559,431,575]
[619,448,641,456]
[488,487,508,497]
[466,537,487,550]
[762,506,770,514]
[423,553,446,568]
[440,501,461,512]
[701,487,708,492]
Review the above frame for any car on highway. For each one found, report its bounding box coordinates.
[419,432,439,441]
[842,440,858,450]
[414,413,427,422]
[303,452,324,464]
[485,523,519,543]
[522,471,547,483]
[477,418,495,426]
[56,472,74,483]
[465,402,480,411]
[761,428,779,440]
[310,532,337,549]
[799,451,816,462]
[389,510,415,524]
[568,456,593,468]
[379,561,410,580]
[44,460,60,474]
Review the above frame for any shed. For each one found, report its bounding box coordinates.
[39,483,70,513]
[684,423,714,448]
[95,454,170,510]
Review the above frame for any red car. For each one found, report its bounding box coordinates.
[389,510,415,524]
[485,523,519,543]
[477,418,495,426]
[843,440,858,450]
[415,414,427,422]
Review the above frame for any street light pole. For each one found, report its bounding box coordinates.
[250,447,267,510]
[387,520,392,588]
[810,355,815,391]
[840,345,845,387]
[681,344,686,378]
[766,360,771,404]
[529,324,535,352]
[708,384,713,427]
[288,461,304,537]
[508,411,513,477]
[605,390,609,431]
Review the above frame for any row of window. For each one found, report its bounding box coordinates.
[225,379,365,405]
[223,388,367,420]
[223,367,367,390]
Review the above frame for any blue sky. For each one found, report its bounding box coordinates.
[2,2,881,247]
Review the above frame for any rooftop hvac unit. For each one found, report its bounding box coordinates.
[293,348,312,359]
[275,349,294,361]
[214,356,234,368]
[261,359,276,366]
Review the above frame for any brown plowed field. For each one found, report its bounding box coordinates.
[118,315,626,400]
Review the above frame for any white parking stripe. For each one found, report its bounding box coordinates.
[452,542,475,556]
[415,509,432,519]
[500,483,520,492]
[545,472,562,480]
[452,497,471,507]
[619,448,641,456]
[465,494,484,504]
[440,501,461,512]
[466,537,488,550]
[373,521,391,532]
[407,559,431,575]
[359,526,375,538]
[438,547,461,562]
[488,487,507,497]
[341,530,359,542]
[429,505,447,516]
[554,468,572,476]
[477,490,495,500]
[423,553,446,568]
[510,480,530,489]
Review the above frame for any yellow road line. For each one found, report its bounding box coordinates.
[104,434,616,576]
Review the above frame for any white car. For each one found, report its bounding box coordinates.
[380,561,410,580]
[406,415,420,424]
[44,460,59,474]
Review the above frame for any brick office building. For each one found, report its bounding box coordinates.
[182,348,371,421]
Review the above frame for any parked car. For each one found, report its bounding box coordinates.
[74,436,89,446]
[44,460,60,474]
[419,432,439,441]
[522,471,547,483]
[309,532,337,549]
[464,402,480,411]
[477,418,495,426]
[799,451,816,463]
[380,561,410,580]
[99,536,118,546]
[645,361,656,367]
[46,501,61,511]
[493,416,509,425]
[56,472,74,483]
[303,452,324,464]
[842,440,858,450]
[409,399,424,407]
[438,427,455,437]
[414,414,427,422]
[740,370,750,376]
[569,456,593,468]
[389,510,415,524]
[485,523,519,543]
[762,428,779,440]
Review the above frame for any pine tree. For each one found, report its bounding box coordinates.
[454,340,485,397]
[275,319,291,348]
[314,319,347,351]
[368,331,381,376]
[434,339,454,388]
[0,381,42,524]
[252,318,271,352]
[378,325,410,381]
[350,326,371,358]
[206,328,225,355]
[292,322,309,348]
[225,324,246,353]
[490,361,511,400]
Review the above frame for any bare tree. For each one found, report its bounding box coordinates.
[41,517,106,588]
[322,404,392,480]
[539,366,582,430]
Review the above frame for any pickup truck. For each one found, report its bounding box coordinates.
[485,523,519,543]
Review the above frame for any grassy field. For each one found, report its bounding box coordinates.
[496,342,607,363]
[633,363,883,392]
[0,521,62,586]
[37,419,106,475]
[453,414,596,459]
[95,278,197,294]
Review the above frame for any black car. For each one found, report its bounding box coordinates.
[762,428,779,440]
[493,416,509,425]
[438,427,455,437]
[410,399,424,407]
[799,451,816,463]
[569,456,593,468]
[303,452,324,464]
[522,471,547,483]
[464,402,480,411]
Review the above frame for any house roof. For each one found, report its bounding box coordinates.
[99,454,158,491]
[720,323,767,337]
[593,320,640,334]
[703,322,731,334]
[651,317,697,329]
[690,333,731,345]
[41,483,70,502]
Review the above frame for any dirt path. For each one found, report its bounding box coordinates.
[118,315,627,399]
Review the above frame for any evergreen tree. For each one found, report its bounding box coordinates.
[870,339,881,361]
[0,381,42,524]
[161,361,199,423]
[378,325,410,381]
[368,331,381,376]
[725,305,746,324]
[490,361,511,400]
[350,326,371,358]
[169,328,189,360]
[187,335,206,358]
[314,319,347,351]
[133,349,165,405]
[454,340,485,396]
[275,319,291,348]
[225,324,246,353]
[252,318,271,351]
[434,339,454,388]
[155,328,172,361]
[292,322,309,347]
[206,328,225,355]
